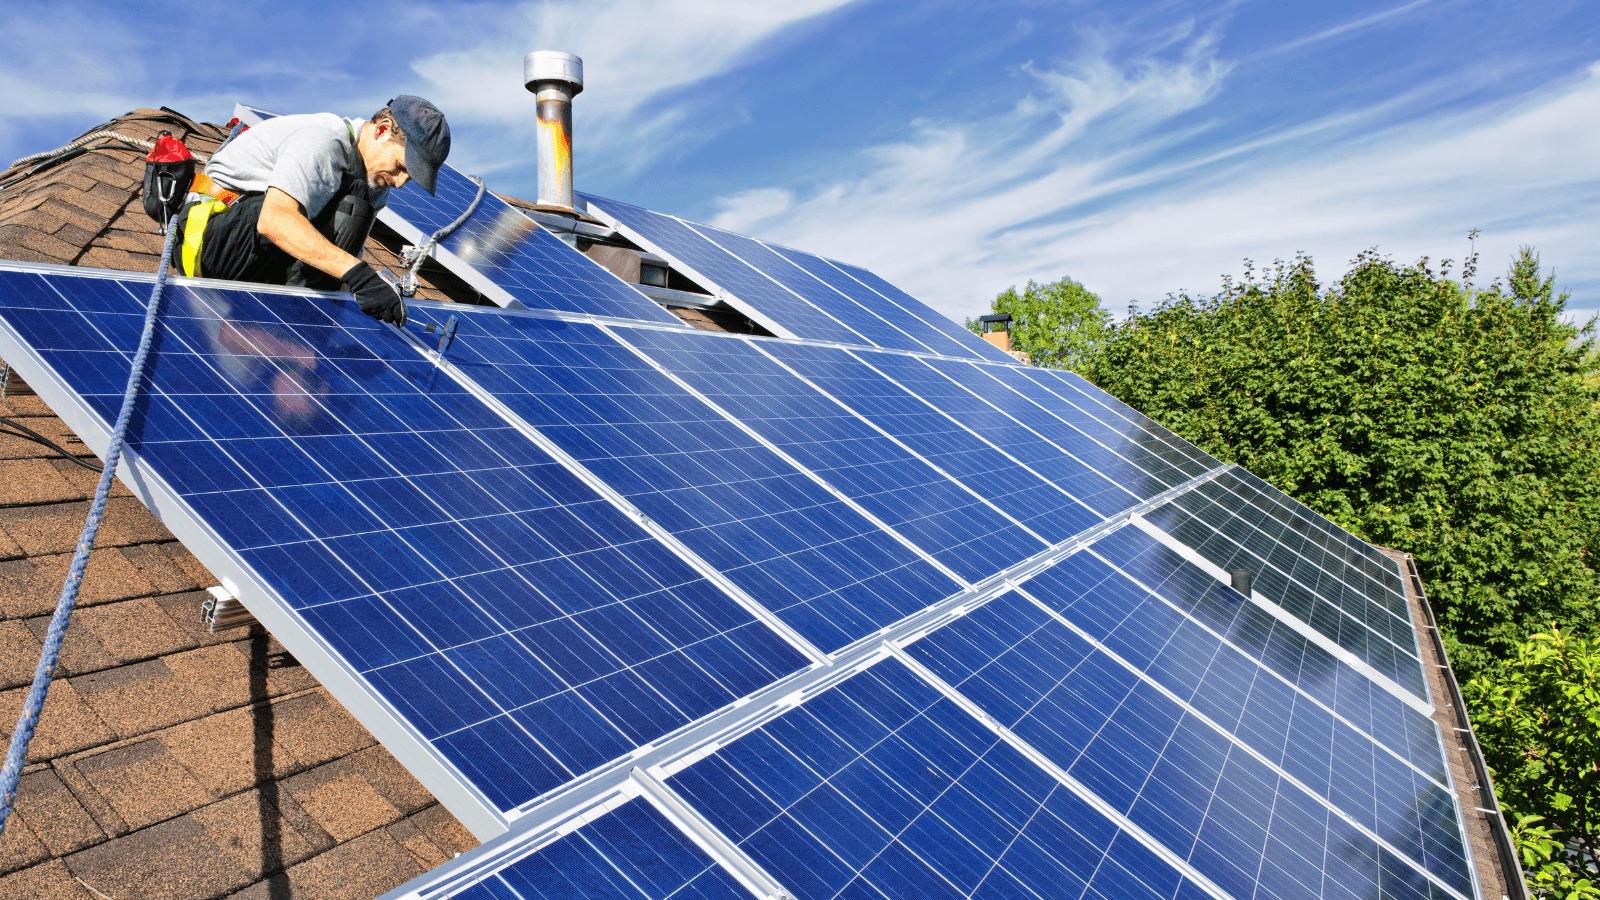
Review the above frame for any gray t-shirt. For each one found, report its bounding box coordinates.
[204,113,389,218]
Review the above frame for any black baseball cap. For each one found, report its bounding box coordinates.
[388,95,450,195]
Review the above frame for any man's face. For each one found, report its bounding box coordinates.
[362,123,410,190]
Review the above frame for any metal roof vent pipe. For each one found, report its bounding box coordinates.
[525,50,583,216]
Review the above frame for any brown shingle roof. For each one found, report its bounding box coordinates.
[0,109,478,900]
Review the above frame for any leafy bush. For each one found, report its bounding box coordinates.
[1469,627,1599,894]
[1512,815,1598,900]
[1077,249,1600,675]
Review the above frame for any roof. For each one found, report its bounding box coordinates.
[0,108,478,900]
[0,105,1521,900]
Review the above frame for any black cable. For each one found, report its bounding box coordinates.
[0,416,102,472]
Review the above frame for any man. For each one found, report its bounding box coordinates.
[172,96,451,325]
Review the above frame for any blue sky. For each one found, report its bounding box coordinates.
[2,0,1596,325]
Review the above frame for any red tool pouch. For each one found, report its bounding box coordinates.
[141,131,195,233]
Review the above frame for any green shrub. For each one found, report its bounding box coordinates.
[1469,627,1599,893]
[1078,249,1600,675]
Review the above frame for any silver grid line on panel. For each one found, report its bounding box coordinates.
[396,328,833,668]
[0,302,515,839]
[887,646,1241,900]
[369,467,1233,899]
[1127,515,1431,715]
[597,323,984,591]
[1005,583,1474,900]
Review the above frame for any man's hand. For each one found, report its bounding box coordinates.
[342,261,408,324]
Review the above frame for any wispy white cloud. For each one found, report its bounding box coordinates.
[410,0,858,176]
[711,39,1600,325]
[1255,0,1432,59]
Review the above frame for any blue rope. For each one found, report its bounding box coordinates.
[0,212,179,837]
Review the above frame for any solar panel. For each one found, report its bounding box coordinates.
[1084,525,1446,776]
[614,327,1049,583]
[764,242,991,361]
[402,304,961,655]
[1040,368,1223,474]
[0,251,1479,900]
[669,657,1229,900]
[1139,485,1427,700]
[433,795,751,900]
[678,221,940,356]
[906,580,1473,900]
[823,257,1021,363]
[579,194,862,344]
[844,349,1149,518]
[932,359,1199,489]
[0,264,806,828]
[754,341,1110,540]
[381,167,683,324]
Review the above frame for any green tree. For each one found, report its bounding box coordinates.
[969,276,1110,370]
[1469,628,1600,898]
[1079,249,1600,676]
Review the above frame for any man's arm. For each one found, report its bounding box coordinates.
[256,187,360,279]
[256,186,407,324]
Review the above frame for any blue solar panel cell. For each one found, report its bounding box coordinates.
[581,194,862,344]
[0,269,805,813]
[853,350,1152,517]
[1225,468,1409,605]
[1140,491,1427,699]
[1042,369,1221,473]
[762,243,989,361]
[446,798,750,900]
[905,588,1473,900]
[670,658,1216,900]
[614,327,1048,583]
[925,358,1192,492]
[385,168,680,324]
[405,305,960,654]
[752,341,1104,543]
[1009,551,1456,840]
[822,259,1020,364]
[681,222,937,355]
[1015,367,1216,481]
[1087,525,1444,776]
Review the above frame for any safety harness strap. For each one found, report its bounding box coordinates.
[180,199,228,277]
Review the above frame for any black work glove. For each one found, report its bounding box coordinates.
[342,260,407,325]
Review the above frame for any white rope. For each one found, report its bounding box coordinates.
[7,131,209,170]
